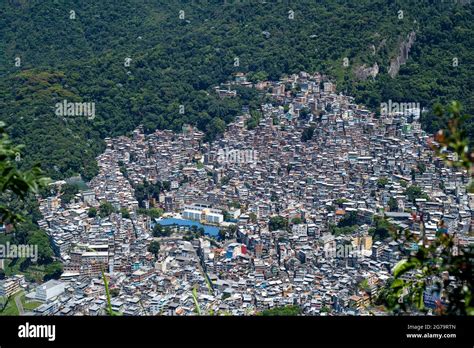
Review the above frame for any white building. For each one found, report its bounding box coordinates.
[182,209,202,221]
[229,208,241,220]
[82,191,96,205]
[182,205,224,224]
[205,212,224,224]
[292,224,308,236]
[35,280,65,302]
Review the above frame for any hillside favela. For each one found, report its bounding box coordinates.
[0,0,472,325]
[1,72,471,317]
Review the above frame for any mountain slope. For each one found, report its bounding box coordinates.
[0,0,472,179]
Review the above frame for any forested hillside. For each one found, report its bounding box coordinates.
[0,0,472,180]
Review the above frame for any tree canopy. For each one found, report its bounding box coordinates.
[0,1,472,179]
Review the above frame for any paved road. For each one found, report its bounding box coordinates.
[14,292,24,315]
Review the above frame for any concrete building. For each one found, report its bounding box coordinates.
[0,277,20,297]
[36,280,65,302]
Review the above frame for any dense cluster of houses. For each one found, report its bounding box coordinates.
[3,71,471,316]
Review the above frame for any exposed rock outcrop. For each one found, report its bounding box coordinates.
[388,31,416,78]
[354,62,379,81]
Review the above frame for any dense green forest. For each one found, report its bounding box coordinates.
[0,120,61,282]
[0,0,472,180]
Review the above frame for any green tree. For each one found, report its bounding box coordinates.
[330,225,357,236]
[206,117,226,141]
[99,202,115,218]
[299,107,311,119]
[246,110,262,130]
[162,181,171,191]
[301,126,315,142]
[19,258,31,272]
[120,208,130,219]
[269,216,288,231]
[260,305,301,316]
[248,71,268,83]
[223,210,231,221]
[337,211,361,228]
[388,197,398,211]
[218,229,227,240]
[43,262,63,281]
[404,185,429,203]
[377,177,389,189]
[228,201,241,209]
[88,207,97,218]
[417,162,426,174]
[148,241,160,258]
[321,306,331,313]
[110,288,120,298]
[0,122,49,224]
[198,227,205,236]
[26,227,54,265]
[60,183,80,206]
[1,1,473,182]
[138,207,163,219]
[334,198,348,207]
[152,223,163,237]
[0,131,58,278]
[249,213,257,223]
[291,217,303,225]
[359,279,370,292]
[369,216,396,241]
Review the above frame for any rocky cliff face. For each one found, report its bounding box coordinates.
[388,31,416,78]
[354,62,379,80]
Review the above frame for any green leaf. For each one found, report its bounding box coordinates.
[393,258,421,278]
[191,287,201,315]
[390,278,405,290]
